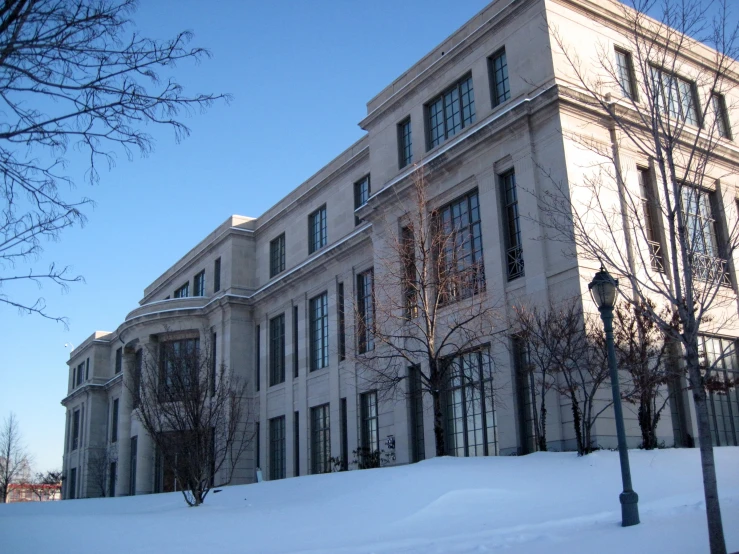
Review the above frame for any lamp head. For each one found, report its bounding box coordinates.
[588,265,619,310]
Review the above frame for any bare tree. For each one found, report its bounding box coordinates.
[131,330,252,506]
[540,1,739,550]
[30,469,63,501]
[614,301,677,449]
[86,445,116,498]
[0,0,228,324]
[512,300,610,455]
[0,412,32,503]
[354,166,501,457]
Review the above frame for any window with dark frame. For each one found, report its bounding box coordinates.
[711,93,732,139]
[85,358,89,380]
[408,365,425,463]
[293,306,299,378]
[439,190,486,299]
[129,436,137,495]
[174,282,189,298]
[615,48,637,100]
[340,398,348,471]
[111,398,119,443]
[698,335,739,446]
[269,314,286,386]
[270,233,286,277]
[193,270,205,296]
[76,362,84,387]
[354,176,370,226]
[108,462,116,497]
[512,336,537,455]
[269,416,286,480]
[357,270,374,353]
[650,66,700,126]
[214,258,221,292]
[256,422,260,470]
[308,205,327,253]
[680,185,731,286]
[294,411,300,476]
[360,391,379,455]
[637,168,665,272]
[211,332,217,397]
[427,74,475,150]
[310,404,331,474]
[72,409,80,451]
[338,283,346,361]
[159,338,199,395]
[68,468,76,500]
[500,171,524,280]
[489,49,510,107]
[398,118,412,168]
[115,347,122,374]
[255,325,261,392]
[401,226,419,319]
[133,350,142,408]
[309,292,329,371]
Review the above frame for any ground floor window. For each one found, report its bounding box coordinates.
[445,348,497,457]
[68,468,77,500]
[270,416,286,480]
[700,336,739,446]
[310,404,330,474]
[129,436,137,495]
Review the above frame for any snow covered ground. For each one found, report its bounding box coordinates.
[1,447,737,554]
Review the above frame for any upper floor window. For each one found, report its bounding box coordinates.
[270,233,286,278]
[354,176,370,226]
[193,271,205,297]
[309,205,327,254]
[75,362,84,387]
[615,48,637,100]
[427,75,475,150]
[111,398,119,443]
[711,93,732,139]
[214,258,221,292]
[309,292,329,371]
[71,409,80,451]
[500,171,524,281]
[174,282,189,298]
[489,49,510,107]
[115,347,122,374]
[680,185,730,286]
[357,270,374,354]
[438,190,486,299]
[269,313,286,386]
[637,168,664,272]
[160,338,200,393]
[401,226,418,319]
[398,118,412,168]
[650,66,699,126]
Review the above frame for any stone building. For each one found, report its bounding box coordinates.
[61,0,739,499]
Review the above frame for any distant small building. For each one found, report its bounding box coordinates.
[7,483,61,503]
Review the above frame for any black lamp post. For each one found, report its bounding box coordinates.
[588,266,640,527]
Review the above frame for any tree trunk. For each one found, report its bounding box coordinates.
[571,397,584,455]
[686,348,727,554]
[432,390,446,457]
[538,403,548,452]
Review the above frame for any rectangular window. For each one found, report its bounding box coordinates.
[75,363,84,387]
[294,411,300,477]
[129,436,137,496]
[360,391,379,456]
[357,270,375,353]
[133,350,142,409]
[354,176,371,226]
[293,306,299,378]
[308,205,327,254]
[680,186,730,285]
[338,283,346,361]
[269,314,286,386]
[500,171,524,280]
[408,365,425,463]
[214,258,221,292]
[699,336,739,447]
[445,348,497,457]
[159,338,199,395]
[211,332,217,397]
[439,190,486,298]
[309,292,329,371]
[269,416,286,480]
[111,399,119,443]
[174,282,189,299]
[72,409,80,451]
[270,233,286,277]
[115,347,122,374]
[489,49,510,107]
[615,48,637,100]
[340,398,348,471]
[255,422,260,470]
[310,404,331,474]
[638,168,664,272]
[650,66,699,126]
[513,336,537,454]
[427,74,475,149]
[193,271,205,297]
[85,358,89,380]
[401,226,418,319]
[108,462,116,498]
[255,325,261,392]
[398,118,413,168]
[712,94,732,139]
[68,468,77,500]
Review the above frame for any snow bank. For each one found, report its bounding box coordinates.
[1,447,737,553]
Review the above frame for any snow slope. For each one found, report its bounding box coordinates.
[1,447,737,554]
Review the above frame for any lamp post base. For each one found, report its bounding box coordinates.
[620,490,640,527]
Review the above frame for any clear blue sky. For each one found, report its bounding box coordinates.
[0,0,494,473]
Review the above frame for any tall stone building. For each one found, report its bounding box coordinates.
[61,0,739,499]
